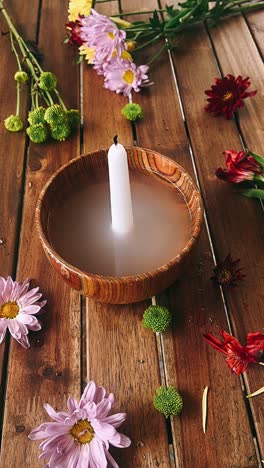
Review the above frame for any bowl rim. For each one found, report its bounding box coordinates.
[35,146,204,283]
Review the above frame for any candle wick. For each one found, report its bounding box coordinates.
[113,135,118,146]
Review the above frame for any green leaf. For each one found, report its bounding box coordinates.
[242,188,264,200]
[248,150,264,169]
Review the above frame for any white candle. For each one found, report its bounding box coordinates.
[108,136,134,234]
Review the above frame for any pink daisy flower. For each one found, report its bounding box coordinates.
[80,9,126,62]
[29,380,131,467]
[0,276,46,349]
[104,59,152,96]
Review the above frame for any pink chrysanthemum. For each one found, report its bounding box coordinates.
[29,380,131,468]
[104,59,152,96]
[0,276,46,349]
[80,9,126,62]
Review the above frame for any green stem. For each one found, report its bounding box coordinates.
[35,90,39,108]
[30,79,36,110]
[132,33,162,52]
[147,43,167,66]
[223,0,259,9]
[45,90,54,106]
[10,31,21,70]
[39,90,50,106]
[226,2,264,13]
[255,175,264,183]
[111,9,167,17]
[19,36,43,73]
[16,82,20,115]
[54,89,67,111]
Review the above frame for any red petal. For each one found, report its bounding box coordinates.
[203,332,229,355]
[225,355,248,375]
[246,332,264,359]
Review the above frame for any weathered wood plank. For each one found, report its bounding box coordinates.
[128,0,259,465]
[0,0,39,395]
[204,15,264,454]
[0,1,81,466]
[83,1,172,466]
[245,10,264,59]
[210,15,264,155]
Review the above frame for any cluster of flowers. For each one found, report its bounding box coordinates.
[1,2,80,143]
[66,9,151,98]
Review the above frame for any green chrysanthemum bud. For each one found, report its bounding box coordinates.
[28,106,46,125]
[14,71,29,83]
[50,122,71,141]
[4,114,23,132]
[38,72,58,91]
[121,103,143,121]
[44,104,66,126]
[142,305,172,333]
[154,386,183,418]
[26,123,49,143]
[67,109,81,129]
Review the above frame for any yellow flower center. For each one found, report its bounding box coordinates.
[70,419,94,444]
[0,301,19,319]
[112,49,133,61]
[108,32,115,40]
[222,91,233,102]
[123,70,134,84]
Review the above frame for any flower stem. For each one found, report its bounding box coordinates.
[132,33,163,52]
[111,9,167,17]
[16,81,20,115]
[224,0,260,9]
[45,90,54,106]
[228,2,264,13]
[10,30,21,70]
[54,89,67,111]
[147,43,167,66]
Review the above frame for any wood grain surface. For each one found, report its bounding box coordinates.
[83,1,172,466]
[0,0,263,466]
[0,1,81,466]
[127,0,260,466]
[0,0,39,398]
[171,13,264,454]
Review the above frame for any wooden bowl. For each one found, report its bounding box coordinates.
[36,147,203,304]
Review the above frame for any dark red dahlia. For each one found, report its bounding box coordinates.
[216,150,262,184]
[66,19,84,47]
[211,254,245,287]
[203,330,264,375]
[204,74,257,119]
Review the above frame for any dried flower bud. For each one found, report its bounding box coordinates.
[126,40,136,51]
[14,71,29,83]
[67,109,81,129]
[142,305,172,333]
[121,103,143,122]
[39,72,58,91]
[154,386,183,418]
[26,123,49,143]
[4,114,23,132]
[50,122,71,141]
[28,106,46,125]
[44,104,66,126]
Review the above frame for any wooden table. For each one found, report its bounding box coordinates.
[0,1,263,467]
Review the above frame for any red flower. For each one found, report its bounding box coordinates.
[216,150,262,184]
[66,19,84,46]
[204,74,257,119]
[211,253,245,287]
[203,330,264,375]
